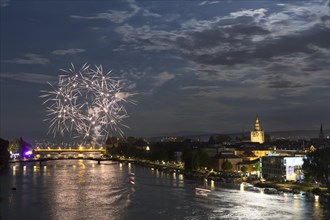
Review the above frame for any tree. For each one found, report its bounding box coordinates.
[208,136,215,145]
[264,133,271,143]
[126,136,137,145]
[106,136,119,146]
[9,138,20,153]
[0,138,10,170]
[253,161,261,177]
[216,134,231,144]
[150,147,168,161]
[191,151,201,171]
[105,136,119,155]
[221,159,233,172]
[182,144,193,171]
[197,149,210,168]
[190,149,211,171]
[253,161,260,172]
[241,165,248,175]
[303,148,330,192]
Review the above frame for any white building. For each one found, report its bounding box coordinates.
[261,155,305,181]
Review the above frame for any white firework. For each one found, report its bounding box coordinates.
[40,63,136,144]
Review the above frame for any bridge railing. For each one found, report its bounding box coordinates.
[34,148,106,153]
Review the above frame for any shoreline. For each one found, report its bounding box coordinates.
[117,158,330,201]
[6,157,330,201]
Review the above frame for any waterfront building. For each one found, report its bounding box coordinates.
[261,155,305,181]
[174,151,182,162]
[250,115,265,144]
[235,146,273,161]
[213,151,243,172]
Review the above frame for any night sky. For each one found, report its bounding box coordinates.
[1,0,329,141]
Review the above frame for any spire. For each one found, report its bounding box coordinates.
[254,114,261,131]
[319,123,324,138]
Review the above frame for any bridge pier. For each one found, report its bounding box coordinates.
[97,160,101,165]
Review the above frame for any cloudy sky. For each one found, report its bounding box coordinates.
[0,0,329,141]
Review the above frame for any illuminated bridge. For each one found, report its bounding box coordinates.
[34,147,106,160]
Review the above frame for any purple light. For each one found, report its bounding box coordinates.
[23,150,32,158]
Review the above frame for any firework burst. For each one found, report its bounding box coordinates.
[40,63,136,144]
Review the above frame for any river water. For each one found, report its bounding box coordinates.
[0,160,329,220]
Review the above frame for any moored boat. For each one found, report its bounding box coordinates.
[194,187,211,196]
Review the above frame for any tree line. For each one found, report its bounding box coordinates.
[106,137,211,171]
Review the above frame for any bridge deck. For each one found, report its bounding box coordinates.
[34,149,106,153]
[9,158,136,164]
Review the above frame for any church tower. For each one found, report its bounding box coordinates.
[319,123,324,139]
[250,115,265,144]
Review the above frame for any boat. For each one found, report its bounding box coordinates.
[194,187,211,196]
[263,188,278,194]
[129,173,136,185]
[245,186,261,193]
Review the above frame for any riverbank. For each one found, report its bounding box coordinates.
[253,181,328,194]
[113,157,330,201]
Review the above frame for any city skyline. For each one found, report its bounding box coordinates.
[1,0,329,141]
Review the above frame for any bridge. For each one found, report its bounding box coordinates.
[33,146,106,160]
[9,155,137,165]
[10,147,140,165]
[9,157,111,165]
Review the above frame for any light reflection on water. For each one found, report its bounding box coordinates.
[0,161,329,220]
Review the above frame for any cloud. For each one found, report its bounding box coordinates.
[180,84,275,100]
[51,48,85,55]
[70,0,161,24]
[71,1,329,102]
[113,1,329,66]
[0,0,9,7]
[229,8,267,20]
[115,24,180,51]
[111,1,329,101]
[266,76,308,89]
[3,54,50,65]
[184,46,327,98]
[142,9,161,18]
[153,71,175,87]
[70,0,140,23]
[199,1,220,6]
[0,72,57,84]
[259,53,328,94]
[180,85,219,91]
[141,71,175,95]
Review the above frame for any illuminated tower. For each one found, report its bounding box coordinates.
[250,115,265,144]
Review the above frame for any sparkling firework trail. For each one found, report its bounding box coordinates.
[40,63,136,143]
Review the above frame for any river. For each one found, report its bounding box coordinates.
[0,160,329,220]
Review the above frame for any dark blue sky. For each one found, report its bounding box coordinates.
[1,0,329,141]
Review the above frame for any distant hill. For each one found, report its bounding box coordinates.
[146,129,330,142]
[267,129,330,140]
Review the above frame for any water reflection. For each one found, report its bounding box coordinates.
[1,161,329,220]
[210,180,215,190]
[12,165,16,176]
[314,195,321,218]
